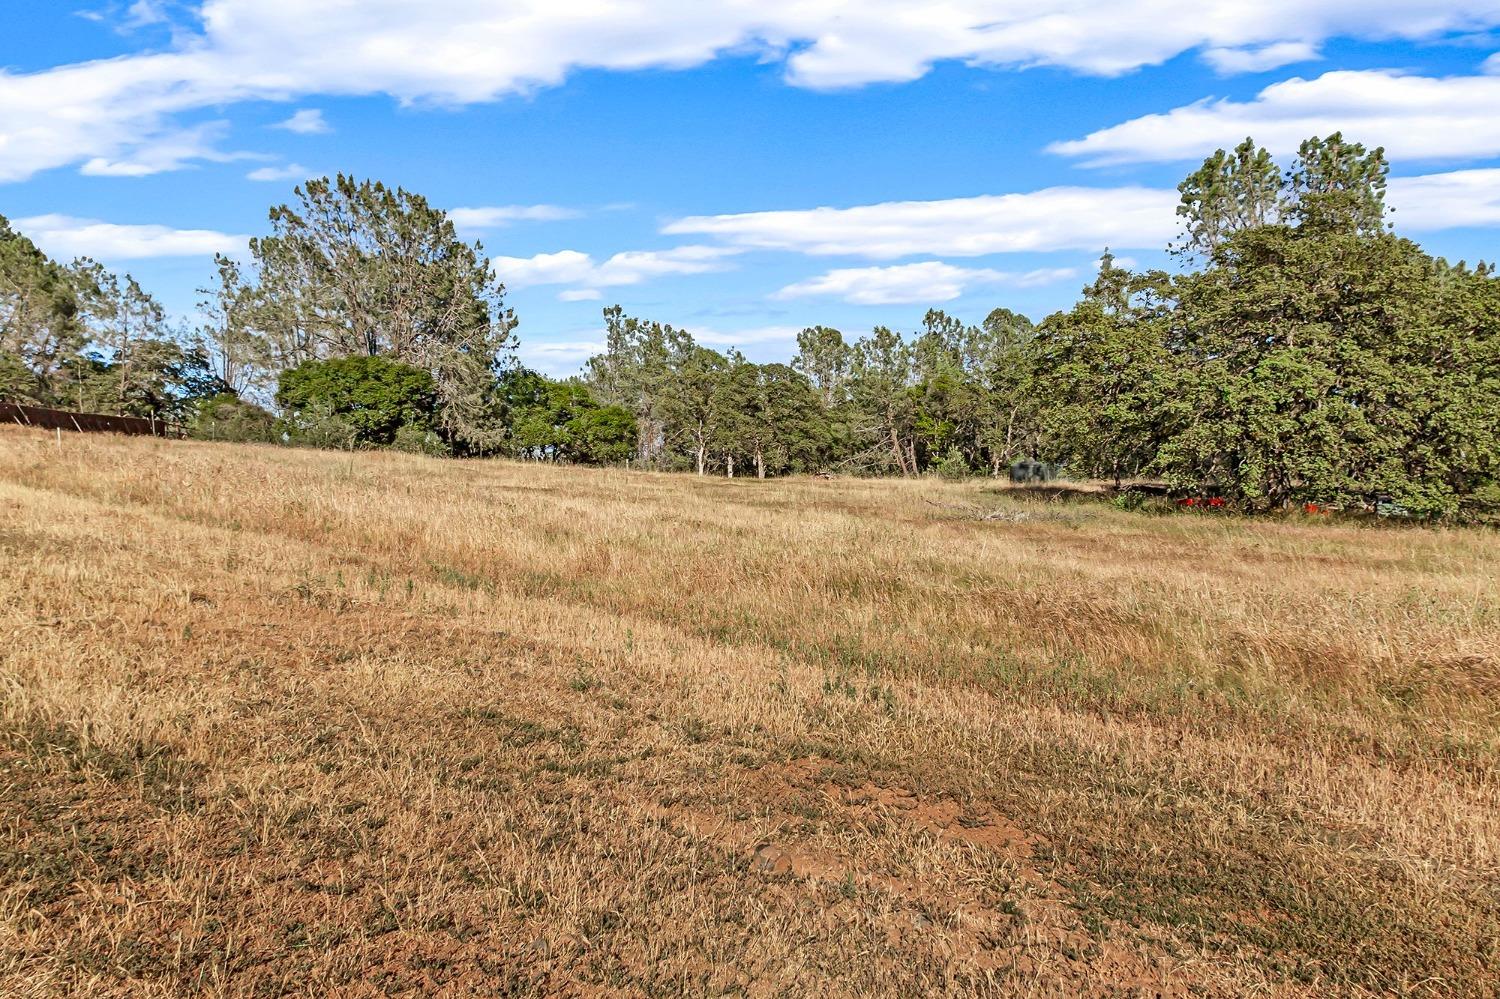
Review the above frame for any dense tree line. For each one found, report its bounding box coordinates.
[1,216,222,424]
[3,137,1497,515]
[572,135,1500,514]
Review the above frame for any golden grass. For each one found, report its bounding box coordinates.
[1,426,1496,997]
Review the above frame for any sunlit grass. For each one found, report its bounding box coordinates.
[1,427,1496,996]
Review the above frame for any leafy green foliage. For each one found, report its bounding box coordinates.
[1175,137,1285,258]
[3,143,1494,513]
[1161,226,1499,514]
[234,175,517,450]
[1,217,223,424]
[188,392,278,443]
[1030,254,1178,485]
[276,355,437,448]
[495,367,635,465]
[0,215,86,403]
[189,390,277,441]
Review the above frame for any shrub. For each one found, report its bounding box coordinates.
[392,423,451,457]
[280,400,358,450]
[566,405,636,465]
[934,446,972,480]
[188,392,277,443]
[276,356,437,448]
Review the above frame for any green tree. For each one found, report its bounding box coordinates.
[720,361,829,478]
[495,367,636,465]
[1175,137,1286,257]
[848,326,917,474]
[586,306,692,466]
[793,325,851,407]
[567,404,637,465]
[1031,255,1177,485]
[75,265,170,413]
[1162,219,1495,515]
[189,392,278,443]
[0,214,87,404]
[910,309,989,473]
[974,306,1038,474]
[276,355,438,448]
[1288,132,1389,236]
[674,345,730,475]
[195,254,273,400]
[242,175,516,450]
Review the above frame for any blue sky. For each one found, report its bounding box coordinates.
[4,2,1500,375]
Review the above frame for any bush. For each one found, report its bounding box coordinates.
[280,400,357,450]
[566,405,636,465]
[188,392,277,443]
[934,446,972,480]
[392,423,451,457]
[276,356,437,448]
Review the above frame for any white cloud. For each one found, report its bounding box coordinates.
[8,1,1500,181]
[1388,168,1500,230]
[557,288,603,302]
[516,338,604,375]
[494,250,594,287]
[124,1,170,29]
[666,187,1180,258]
[692,325,805,347]
[1052,69,1500,165]
[493,246,741,289]
[273,108,330,134]
[246,162,309,182]
[449,205,580,231]
[12,214,247,260]
[776,262,1075,305]
[665,168,1500,274]
[0,52,267,182]
[79,121,243,177]
[1201,41,1320,75]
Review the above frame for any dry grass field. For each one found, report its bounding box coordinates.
[1,426,1497,997]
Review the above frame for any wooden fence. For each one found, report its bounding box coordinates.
[1,401,179,438]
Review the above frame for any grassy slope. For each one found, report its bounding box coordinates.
[1,427,1496,997]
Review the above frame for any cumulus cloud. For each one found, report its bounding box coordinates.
[1388,168,1500,230]
[12,214,247,260]
[1200,41,1320,75]
[1052,69,1500,165]
[692,325,806,347]
[246,162,309,182]
[776,262,1075,305]
[273,108,330,134]
[7,1,1500,181]
[519,340,606,375]
[492,246,741,290]
[666,187,1180,258]
[78,121,244,178]
[666,167,1500,271]
[557,288,603,302]
[449,205,581,231]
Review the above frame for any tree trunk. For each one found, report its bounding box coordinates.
[755,450,765,479]
[696,444,705,476]
[888,422,908,476]
[727,454,735,478]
